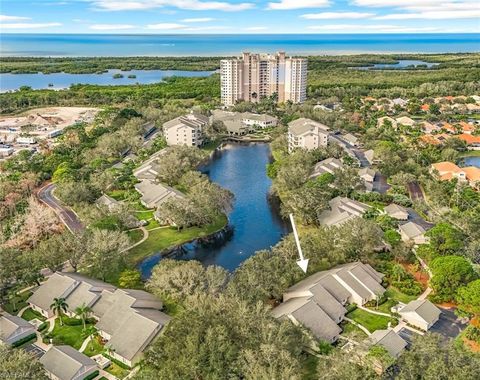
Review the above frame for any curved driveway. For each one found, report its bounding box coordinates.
[37,183,84,233]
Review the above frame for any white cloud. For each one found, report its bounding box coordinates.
[307,24,440,33]
[245,26,268,31]
[0,22,62,29]
[146,23,187,30]
[92,0,254,12]
[0,14,31,21]
[301,12,374,19]
[181,17,215,22]
[375,10,480,20]
[90,24,136,30]
[145,23,229,31]
[267,0,330,10]
[352,0,441,7]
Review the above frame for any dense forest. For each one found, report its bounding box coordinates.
[2,53,478,74]
[0,56,223,73]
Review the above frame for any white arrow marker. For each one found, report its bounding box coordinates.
[289,213,309,273]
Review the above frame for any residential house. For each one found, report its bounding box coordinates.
[398,299,441,331]
[384,204,409,221]
[438,121,456,134]
[369,329,407,358]
[40,345,98,380]
[95,194,121,212]
[17,136,36,144]
[241,112,277,129]
[29,273,171,367]
[343,133,359,147]
[223,119,249,136]
[358,167,376,191]
[457,133,480,148]
[310,157,343,178]
[399,222,429,244]
[418,133,450,146]
[0,312,36,346]
[163,113,208,147]
[318,196,370,227]
[420,121,439,134]
[93,288,171,367]
[210,110,277,134]
[377,116,397,129]
[314,104,333,112]
[133,149,166,181]
[431,161,480,190]
[287,118,329,153]
[466,103,480,113]
[458,121,475,134]
[392,98,408,108]
[134,179,185,209]
[0,146,14,157]
[420,104,430,112]
[395,116,415,127]
[273,262,385,342]
[28,272,116,319]
[364,149,380,165]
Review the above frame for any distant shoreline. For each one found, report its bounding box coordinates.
[1,33,479,57]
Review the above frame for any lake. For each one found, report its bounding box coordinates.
[0,69,214,92]
[138,143,290,277]
[354,60,438,70]
[2,34,480,57]
[464,156,480,168]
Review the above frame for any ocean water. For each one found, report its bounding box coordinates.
[1,33,479,57]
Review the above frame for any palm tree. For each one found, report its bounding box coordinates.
[82,326,99,352]
[50,297,68,326]
[74,303,92,330]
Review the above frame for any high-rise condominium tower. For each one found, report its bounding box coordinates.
[220,52,307,106]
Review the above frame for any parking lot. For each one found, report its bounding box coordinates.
[430,307,468,339]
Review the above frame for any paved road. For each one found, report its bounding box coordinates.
[408,181,425,201]
[37,183,84,233]
[330,135,370,167]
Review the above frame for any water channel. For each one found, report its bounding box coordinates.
[138,143,290,277]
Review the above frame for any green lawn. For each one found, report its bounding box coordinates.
[84,338,104,357]
[385,287,418,304]
[340,321,368,339]
[2,290,32,314]
[145,219,161,230]
[21,307,46,322]
[367,298,398,315]
[128,215,227,263]
[105,362,129,379]
[49,320,94,350]
[346,308,392,333]
[135,209,154,219]
[459,150,480,157]
[126,229,144,244]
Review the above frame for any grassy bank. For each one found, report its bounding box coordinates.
[128,214,227,263]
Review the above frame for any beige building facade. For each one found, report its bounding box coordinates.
[287,118,329,153]
[163,113,208,147]
[221,52,307,106]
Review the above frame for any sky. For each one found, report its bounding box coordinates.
[1,0,480,34]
